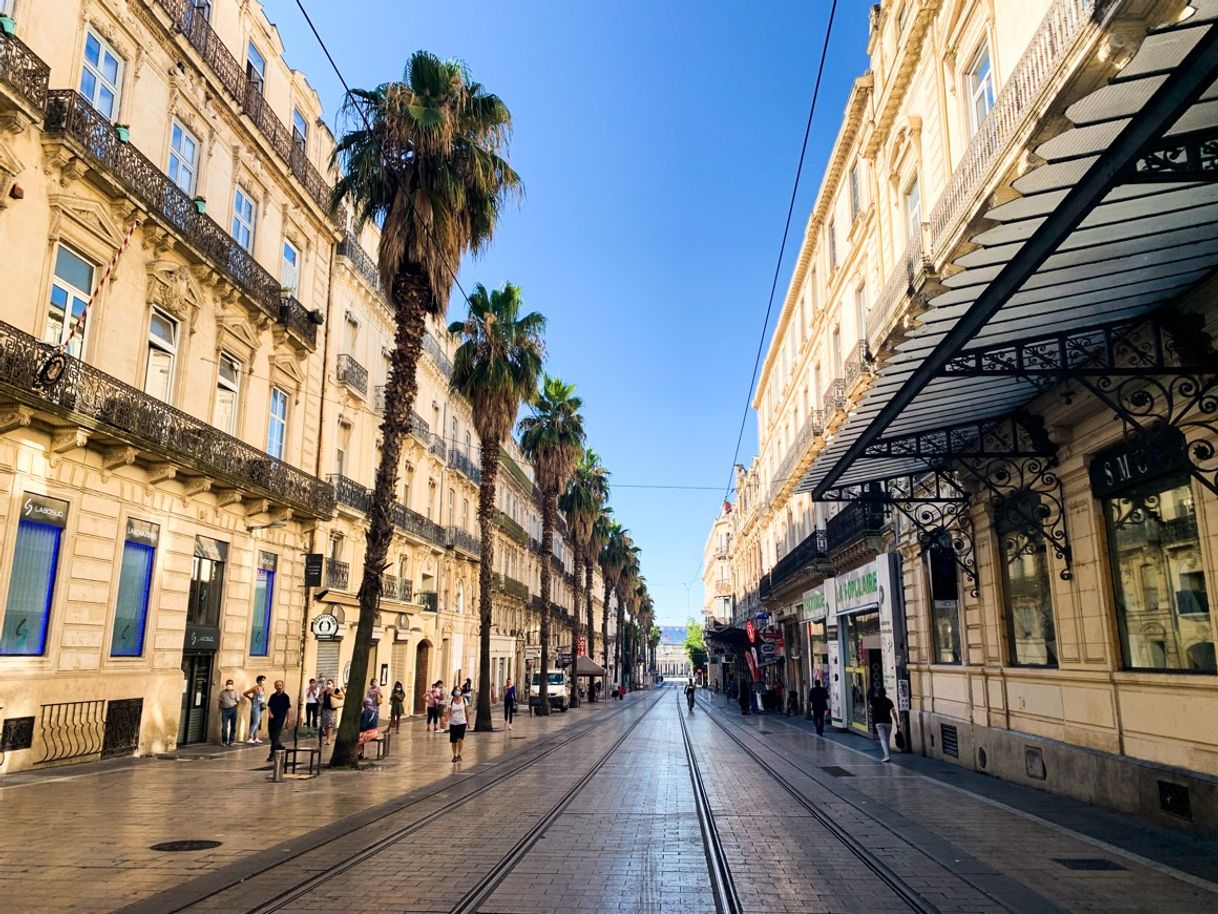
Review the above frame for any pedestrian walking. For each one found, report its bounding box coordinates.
[448,688,469,762]
[321,679,343,745]
[461,677,473,705]
[504,678,516,730]
[244,675,266,743]
[786,688,800,717]
[367,678,383,707]
[304,678,320,730]
[389,681,406,734]
[425,681,439,732]
[217,678,239,746]
[266,680,291,760]
[870,686,897,762]
[357,698,379,760]
[809,678,830,736]
[738,678,751,716]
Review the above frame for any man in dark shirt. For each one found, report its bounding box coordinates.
[808,678,830,736]
[869,685,896,762]
[266,679,291,761]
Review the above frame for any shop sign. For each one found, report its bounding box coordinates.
[745,620,756,643]
[185,624,219,650]
[310,613,340,641]
[21,493,69,528]
[835,562,881,615]
[1089,427,1189,498]
[126,518,159,547]
[801,585,828,622]
[524,647,541,661]
[304,553,324,587]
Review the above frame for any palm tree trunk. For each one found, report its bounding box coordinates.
[584,557,595,676]
[474,440,500,732]
[331,280,428,767]
[600,575,611,673]
[537,497,554,715]
[615,596,625,688]
[569,550,581,709]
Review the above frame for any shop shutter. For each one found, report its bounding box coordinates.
[315,641,341,684]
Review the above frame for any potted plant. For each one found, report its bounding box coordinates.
[114,123,130,143]
[0,13,16,37]
[279,285,295,299]
[192,195,206,214]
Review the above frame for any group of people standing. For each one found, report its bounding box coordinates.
[216,676,292,761]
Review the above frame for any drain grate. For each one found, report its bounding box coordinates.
[151,840,222,852]
[1054,858,1125,871]
[821,765,855,777]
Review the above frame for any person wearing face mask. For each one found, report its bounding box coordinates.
[448,687,468,762]
[321,679,343,746]
[217,679,240,746]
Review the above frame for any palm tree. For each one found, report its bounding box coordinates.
[519,375,585,714]
[597,520,629,671]
[615,547,639,688]
[587,507,614,691]
[449,282,545,732]
[560,450,609,707]
[326,51,521,766]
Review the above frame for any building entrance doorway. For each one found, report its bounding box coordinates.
[413,640,431,715]
[844,611,880,735]
[178,652,213,745]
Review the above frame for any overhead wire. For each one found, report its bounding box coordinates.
[722,0,840,501]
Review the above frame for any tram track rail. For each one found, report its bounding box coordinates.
[676,692,743,914]
[693,693,942,914]
[123,695,653,914]
[243,689,666,914]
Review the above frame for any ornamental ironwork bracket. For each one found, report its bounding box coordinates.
[860,412,1056,462]
[942,311,1218,496]
[1123,127,1218,184]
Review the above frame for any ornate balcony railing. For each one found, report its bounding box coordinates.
[495,510,529,545]
[422,333,453,376]
[382,573,399,600]
[843,341,873,390]
[153,0,338,220]
[325,559,349,590]
[771,408,825,505]
[278,297,317,348]
[43,91,318,348]
[870,222,931,344]
[0,320,334,517]
[418,591,438,612]
[397,577,414,603]
[763,528,828,601]
[336,353,368,396]
[409,410,429,440]
[337,232,383,296]
[492,572,529,601]
[447,525,481,558]
[392,501,445,546]
[826,500,886,554]
[0,32,50,113]
[448,447,481,484]
[329,474,371,514]
[823,379,846,416]
[428,432,447,460]
[713,579,733,596]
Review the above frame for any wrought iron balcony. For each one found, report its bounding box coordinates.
[771,408,825,504]
[870,221,932,345]
[825,500,887,554]
[278,297,317,348]
[337,232,383,296]
[447,525,481,558]
[382,573,399,600]
[428,432,447,460]
[843,341,874,391]
[392,501,446,546]
[43,91,319,349]
[397,577,414,603]
[0,31,50,114]
[418,591,438,612]
[409,410,429,440]
[152,0,338,221]
[495,510,529,545]
[329,474,371,514]
[713,579,733,596]
[422,333,453,376]
[492,572,529,601]
[762,529,828,602]
[823,378,846,416]
[325,559,349,590]
[336,353,368,396]
[448,447,482,484]
[0,319,333,517]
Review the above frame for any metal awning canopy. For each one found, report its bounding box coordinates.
[563,655,608,677]
[801,2,1218,503]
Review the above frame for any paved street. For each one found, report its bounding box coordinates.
[3,685,1216,914]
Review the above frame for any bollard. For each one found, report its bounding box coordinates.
[271,748,286,782]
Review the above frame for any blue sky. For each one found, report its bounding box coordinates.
[270,0,871,625]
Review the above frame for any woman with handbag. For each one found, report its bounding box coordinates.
[504,678,517,730]
[321,679,344,746]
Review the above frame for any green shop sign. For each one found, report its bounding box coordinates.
[801,587,828,620]
[835,564,880,613]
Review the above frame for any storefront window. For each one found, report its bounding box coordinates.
[996,494,1057,667]
[807,620,828,686]
[1104,473,1215,672]
[926,540,961,664]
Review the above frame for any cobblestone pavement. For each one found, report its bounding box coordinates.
[5,686,1218,914]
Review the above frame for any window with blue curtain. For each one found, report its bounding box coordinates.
[249,552,277,656]
[111,545,155,657]
[1,504,67,655]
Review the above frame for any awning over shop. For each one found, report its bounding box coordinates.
[563,655,608,677]
[797,0,1218,587]
[705,624,751,649]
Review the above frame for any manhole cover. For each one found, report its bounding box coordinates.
[821,766,855,777]
[1054,858,1124,871]
[150,840,222,852]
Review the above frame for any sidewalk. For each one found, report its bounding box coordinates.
[0,696,633,914]
[700,692,1218,891]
